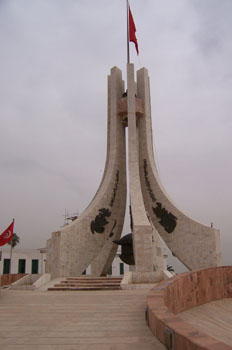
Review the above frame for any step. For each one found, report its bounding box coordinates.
[57,285,121,288]
[54,282,120,287]
[48,276,123,291]
[48,286,121,291]
[65,277,122,281]
[60,280,121,285]
[60,281,121,285]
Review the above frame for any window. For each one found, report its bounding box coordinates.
[31,259,39,274]
[18,259,26,273]
[3,259,10,274]
[108,265,112,275]
[120,263,124,275]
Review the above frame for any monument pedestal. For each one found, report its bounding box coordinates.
[131,271,163,284]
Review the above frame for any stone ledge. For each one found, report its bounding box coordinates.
[147,266,232,350]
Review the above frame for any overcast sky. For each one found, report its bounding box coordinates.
[0,0,231,269]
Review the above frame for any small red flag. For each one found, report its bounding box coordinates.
[129,6,139,55]
[0,220,14,246]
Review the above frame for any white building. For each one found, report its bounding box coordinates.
[0,248,46,275]
[0,247,167,277]
[0,247,130,277]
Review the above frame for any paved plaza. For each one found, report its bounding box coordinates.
[179,298,232,347]
[0,288,165,350]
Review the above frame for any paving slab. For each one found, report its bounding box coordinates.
[0,288,165,350]
[179,298,232,346]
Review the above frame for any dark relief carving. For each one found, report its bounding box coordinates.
[90,170,120,238]
[143,159,156,202]
[109,170,119,207]
[109,220,117,238]
[143,159,177,234]
[152,202,177,234]
[90,208,111,234]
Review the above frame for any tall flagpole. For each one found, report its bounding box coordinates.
[127,0,130,64]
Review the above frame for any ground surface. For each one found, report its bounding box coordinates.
[0,288,165,350]
[179,298,232,346]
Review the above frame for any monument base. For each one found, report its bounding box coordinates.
[131,271,163,283]
[121,270,163,290]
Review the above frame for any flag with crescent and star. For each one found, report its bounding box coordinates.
[0,220,14,246]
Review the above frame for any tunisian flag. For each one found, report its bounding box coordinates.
[0,220,14,246]
[129,6,139,55]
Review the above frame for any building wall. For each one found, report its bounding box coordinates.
[0,248,46,275]
[108,254,130,276]
[0,248,130,277]
[0,245,167,277]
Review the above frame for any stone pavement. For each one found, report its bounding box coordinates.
[0,288,165,350]
[179,298,232,347]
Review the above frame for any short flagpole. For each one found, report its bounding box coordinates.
[127,0,130,64]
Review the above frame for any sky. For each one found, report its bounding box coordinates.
[0,0,231,270]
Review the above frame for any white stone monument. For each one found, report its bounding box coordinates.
[46,63,222,281]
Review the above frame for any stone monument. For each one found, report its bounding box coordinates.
[46,63,222,282]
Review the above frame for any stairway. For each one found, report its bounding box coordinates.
[48,276,123,291]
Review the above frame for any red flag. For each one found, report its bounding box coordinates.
[0,220,14,246]
[129,6,139,55]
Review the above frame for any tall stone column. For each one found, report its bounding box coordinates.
[127,63,164,283]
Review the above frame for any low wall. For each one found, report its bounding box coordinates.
[10,274,41,290]
[147,266,232,350]
[33,273,51,289]
[0,274,27,287]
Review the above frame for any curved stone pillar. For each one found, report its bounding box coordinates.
[127,64,164,283]
[136,67,222,270]
[46,67,127,278]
